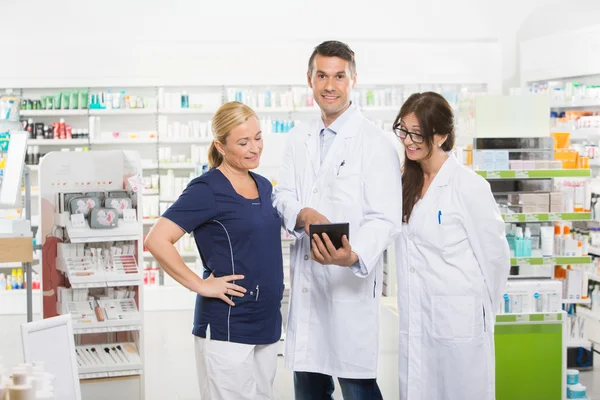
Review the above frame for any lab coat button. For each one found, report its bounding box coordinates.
[304,255,309,260]
[410,267,415,273]
[313,188,318,193]
[302,288,308,293]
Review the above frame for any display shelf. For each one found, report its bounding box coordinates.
[143,251,196,259]
[156,163,197,170]
[76,342,142,380]
[476,169,591,179]
[88,108,156,116]
[142,164,158,170]
[574,307,600,321]
[65,219,140,243]
[28,139,89,146]
[551,101,600,109]
[511,256,591,266]
[502,212,592,223]
[158,138,212,144]
[556,128,600,140]
[20,109,88,117]
[158,108,216,115]
[360,105,400,112]
[562,298,590,304]
[90,138,157,145]
[588,247,600,257]
[73,322,142,335]
[567,339,592,348]
[495,312,563,324]
[0,289,41,315]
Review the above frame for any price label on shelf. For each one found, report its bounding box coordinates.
[504,214,519,223]
[515,314,529,322]
[123,209,137,223]
[544,314,558,321]
[487,171,500,179]
[71,213,86,228]
[548,213,561,221]
[524,214,540,222]
[515,170,530,179]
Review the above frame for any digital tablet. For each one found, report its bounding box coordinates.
[309,223,350,250]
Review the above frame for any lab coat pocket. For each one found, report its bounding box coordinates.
[432,295,475,341]
[323,267,368,303]
[330,166,360,204]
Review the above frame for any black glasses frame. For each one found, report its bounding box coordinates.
[393,125,425,144]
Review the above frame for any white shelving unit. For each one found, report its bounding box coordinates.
[38,150,145,397]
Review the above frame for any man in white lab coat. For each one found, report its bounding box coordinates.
[273,40,403,399]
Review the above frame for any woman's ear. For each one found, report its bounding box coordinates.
[214,140,225,156]
[437,134,449,148]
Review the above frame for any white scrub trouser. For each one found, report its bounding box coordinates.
[194,336,278,400]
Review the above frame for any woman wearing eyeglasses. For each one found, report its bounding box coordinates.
[392,92,510,400]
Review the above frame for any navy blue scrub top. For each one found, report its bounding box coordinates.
[161,168,284,345]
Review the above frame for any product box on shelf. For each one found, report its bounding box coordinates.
[56,243,142,287]
[499,280,562,315]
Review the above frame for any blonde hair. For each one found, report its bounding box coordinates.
[208,101,258,168]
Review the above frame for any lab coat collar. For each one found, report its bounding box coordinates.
[433,152,459,187]
[310,102,358,139]
[305,104,361,176]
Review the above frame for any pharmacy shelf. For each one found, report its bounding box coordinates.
[476,169,591,179]
[495,312,563,324]
[360,106,400,112]
[72,323,143,335]
[158,108,216,115]
[252,107,295,113]
[588,247,600,257]
[143,189,159,196]
[65,220,140,244]
[557,128,600,140]
[157,163,198,170]
[575,307,600,321]
[567,339,592,348]
[0,289,42,315]
[510,256,592,266]
[90,138,157,145]
[158,138,212,144]
[89,108,156,116]
[28,165,38,172]
[562,298,591,304]
[502,212,592,223]
[28,139,89,146]
[143,251,197,259]
[141,163,199,170]
[551,101,600,109]
[20,109,88,117]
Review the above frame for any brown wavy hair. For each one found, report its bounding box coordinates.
[394,92,455,223]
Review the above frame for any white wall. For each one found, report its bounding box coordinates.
[0,0,566,92]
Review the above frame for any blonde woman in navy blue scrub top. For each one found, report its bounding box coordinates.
[145,102,284,400]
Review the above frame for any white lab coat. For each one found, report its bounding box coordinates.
[273,108,402,379]
[395,154,510,400]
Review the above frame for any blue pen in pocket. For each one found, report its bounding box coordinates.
[438,210,442,224]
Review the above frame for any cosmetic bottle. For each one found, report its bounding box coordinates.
[514,227,524,257]
[523,228,532,257]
